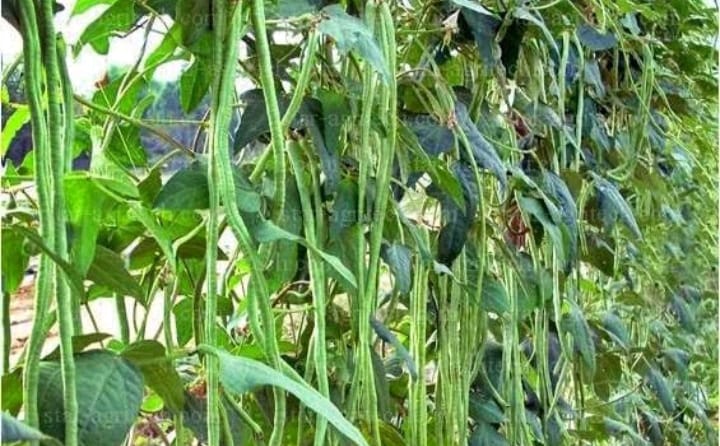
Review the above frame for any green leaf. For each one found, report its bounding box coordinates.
[329,179,359,239]
[469,393,506,424]
[404,114,454,157]
[121,341,185,412]
[1,228,29,294]
[9,226,86,299]
[316,89,349,154]
[208,347,368,445]
[179,56,211,113]
[72,0,115,15]
[542,171,578,268]
[2,368,23,415]
[87,245,144,300]
[454,102,506,190]
[645,367,675,415]
[517,195,566,265]
[1,412,59,444]
[590,172,642,239]
[562,304,596,374]
[380,243,412,295]
[318,5,390,83]
[44,333,112,361]
[175,0,212,47]
[76,0,137,55]
[577,23,618,51]
[154,159,261,212]
[459,8,500,68]
[370,317,418,380]
[173,298,193,347]
[254,219,358,289]
[451,0,497,17]
[480,277,510,316]
[145,23,182,69]
[38,350,144,446]
[469,421,508,446]
[1,106,29,156]
[435,163,478,266]
[64,174,111,275]
[600,312,630,349]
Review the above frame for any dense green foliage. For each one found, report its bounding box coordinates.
[1,0,718,445]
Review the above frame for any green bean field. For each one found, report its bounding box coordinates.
[0,1,717,445]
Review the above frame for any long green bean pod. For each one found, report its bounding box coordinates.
[251,0,288,221]
[287,140,331,444]
[210,3,288,444]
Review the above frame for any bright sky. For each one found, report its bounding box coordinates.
[1,1,186,95]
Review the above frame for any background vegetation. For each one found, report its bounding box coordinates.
[1,0,718,445]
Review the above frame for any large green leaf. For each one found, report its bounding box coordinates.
[87,245,144,300]
[38,350,144,446]
[207,347,368,445]
[254,219,358,289]
[179,56,211,113]
[318,5,390,83]
[76,0,137,55]
[121,341,185,413]
[153,159,261,212]
[64,174,111,276]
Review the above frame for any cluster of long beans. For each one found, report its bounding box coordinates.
[16,1,78,445]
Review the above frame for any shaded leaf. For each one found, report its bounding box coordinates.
[318,5,390,83]
[577,23,617,51]
[254,219,358,289]
[211,347,368,445]
[454,102,506,190]
[87,245,144,300]
[645,367,675,415]
[121,341,185,413]
[329,179,359,239]
[38,350,144,446]
[436,163,478,266]
[590,172,642,239]
[404,114,454,157]
[480,276,509,316]
[370,317,418,380]
[459,8,500,68]
[380,243,412,294]
[600,312,630,349]
[562,305,596,374]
